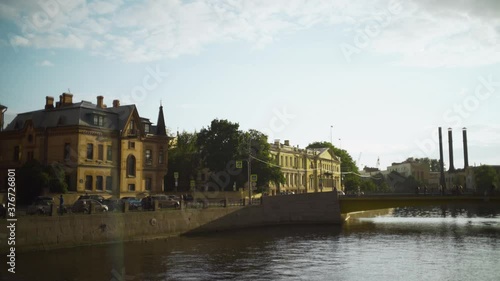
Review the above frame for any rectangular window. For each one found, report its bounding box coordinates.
[106,176,112,191]
[27,151,34,161]
[145,178,152,191]
[98,144,104,161]
[128,141,135,149]
[13,146,20,161]
[87,144,93,159]
[128,184,135,191]
[145,149,152,165]
[64,143,71,161]
[158,148,164,164]
[93,115,104,126]
[144,124,150,133]
[96,176,103,191]
[107,145,112,161]
[85,175,93,190]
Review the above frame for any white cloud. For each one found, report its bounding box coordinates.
[37,60,54,67]
[1,0,499,66]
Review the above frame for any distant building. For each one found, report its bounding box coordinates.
[268,140,341,195]
[387,160,429,183]
[0,93,169,196]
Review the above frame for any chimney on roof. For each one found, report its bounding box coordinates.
[45,96,54,109]
[97,96,104,108]
[113,99,120,108]
[284,140,290,146]
[61,93,73,106]
[274,139,280,146]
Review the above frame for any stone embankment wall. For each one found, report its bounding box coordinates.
[0,192,340,253]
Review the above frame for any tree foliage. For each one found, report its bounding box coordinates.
[474,165,499,194]
[166,131,200,191]
[406,157,440,172]
[307,141,360,191]
[240,129,284,191]
[18,159,67,204]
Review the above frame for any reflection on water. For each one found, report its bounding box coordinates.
[7,205,500,281]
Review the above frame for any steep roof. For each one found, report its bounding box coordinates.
[4,101,136,132]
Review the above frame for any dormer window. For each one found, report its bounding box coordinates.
[144,124,150,134]
[93,115,104,126]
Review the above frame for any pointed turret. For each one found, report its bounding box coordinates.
[156,103,166,136]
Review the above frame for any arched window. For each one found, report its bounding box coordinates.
[127,155,136,177]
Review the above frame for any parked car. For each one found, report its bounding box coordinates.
[142,195,180,209]
[102,198,122,212]
[27,196,54,215]
[71,199,108,213]
[120,197,142,210]
[77,194,105,203]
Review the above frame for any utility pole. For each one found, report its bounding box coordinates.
[248,136,252,204]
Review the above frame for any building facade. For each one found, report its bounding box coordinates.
[268,140,341,195]
[387,161,430,183]
[0,93,169,196]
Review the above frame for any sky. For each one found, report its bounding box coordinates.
[0,0,499,170]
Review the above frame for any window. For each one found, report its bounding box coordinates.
[107,145,112,161]
[13,146,20,161]
[85,175,93,190]
[96,176,103,191]
[145,178,152,191]
[27,151,34,161]
[106,176,112,191]
[64,143,71,161]
[127,155,136,177]
[128,119,136,135]
[93,115,104,126]
[128,184,135,191]
[87,144,94,160]
[144,124,150,133]
[98,145,104,161]
[145,149,152,165]
[128,141,135,149]
[158,147,164,164]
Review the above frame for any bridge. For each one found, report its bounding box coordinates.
[339,194,500,214]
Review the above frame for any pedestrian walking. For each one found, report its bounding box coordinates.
[59,194,64,215]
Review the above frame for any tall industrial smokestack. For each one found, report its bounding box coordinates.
[463,127,469,169]
[448,128,455,172]
[438,127,446,192]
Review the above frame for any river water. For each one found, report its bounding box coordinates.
[6,205,500,281]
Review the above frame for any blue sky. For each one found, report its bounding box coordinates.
[1,0,499,170]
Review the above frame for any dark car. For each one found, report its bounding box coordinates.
[77,194,105,203]
[71,199,108,213]
[102,198,123,212]
[27,196,54,215]
[120,197,142,210]
[142,195,180,210]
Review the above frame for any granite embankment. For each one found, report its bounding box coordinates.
[0,192,341,253]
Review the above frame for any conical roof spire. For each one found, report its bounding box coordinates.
[156,103,166,136]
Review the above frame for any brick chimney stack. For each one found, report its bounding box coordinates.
[45,96,54,109]
[113,99,120,108]
[97,96,104,108]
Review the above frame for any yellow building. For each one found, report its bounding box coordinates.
[0,93,169,197]
[269,140,341,195]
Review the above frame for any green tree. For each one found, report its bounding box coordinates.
[240,129,284,192]
[307,141,360,192]
[46,162,68,193]
[166,131,200,191]
[474,165,499,194]
[18,159,67,204]
[197,119,241,174]
[407,157,440,172]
